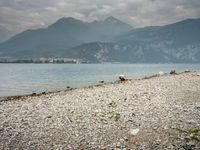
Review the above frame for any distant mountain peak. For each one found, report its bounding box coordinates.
[57,17,81,22]
[104,16,121,23]
[102,16,133,29]
[50,17,83,28]
[105,16,118,20]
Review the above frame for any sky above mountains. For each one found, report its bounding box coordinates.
[0,0,200,36]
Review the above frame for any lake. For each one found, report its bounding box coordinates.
[0,63,200,97]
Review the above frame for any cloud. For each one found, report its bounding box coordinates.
[0,0,200,35]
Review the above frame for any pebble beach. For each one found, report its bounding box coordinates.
[0,72,200,149]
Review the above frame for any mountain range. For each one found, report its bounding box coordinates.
[0,16,200,63]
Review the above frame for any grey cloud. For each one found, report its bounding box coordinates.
[0,0,200,36]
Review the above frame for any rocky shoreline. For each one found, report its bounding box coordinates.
[0,72,200,149]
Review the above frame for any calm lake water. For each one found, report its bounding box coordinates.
[0,63,200,97]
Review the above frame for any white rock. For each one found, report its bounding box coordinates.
[159,71,164,75]
[119,75,126,81]
[185,69,190,72]
[130,128,140,136]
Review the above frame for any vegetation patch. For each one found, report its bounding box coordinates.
[176,128,199,141]
[107,112,121,121]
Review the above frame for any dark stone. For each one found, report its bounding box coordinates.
[184,70,191,73]
[170,70,177,74]
[119,75,127,81]
[15,96,22,99]
[0,128,3,132]
[196,106,200,110]
[132,113,136,116]
[42,92,46,94]
[124,137,129,141]
[99,81,104,83]
[108,102,113,106]
[128,119,134,122]
[182,141,196,150]
[32,93,37,96]
[66,86,70,89]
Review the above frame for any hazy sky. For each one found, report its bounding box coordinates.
[0,0,200,35]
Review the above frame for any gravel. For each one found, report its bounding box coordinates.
[0,72,200,149]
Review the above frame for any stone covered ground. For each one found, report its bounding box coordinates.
[0,72,200,149]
